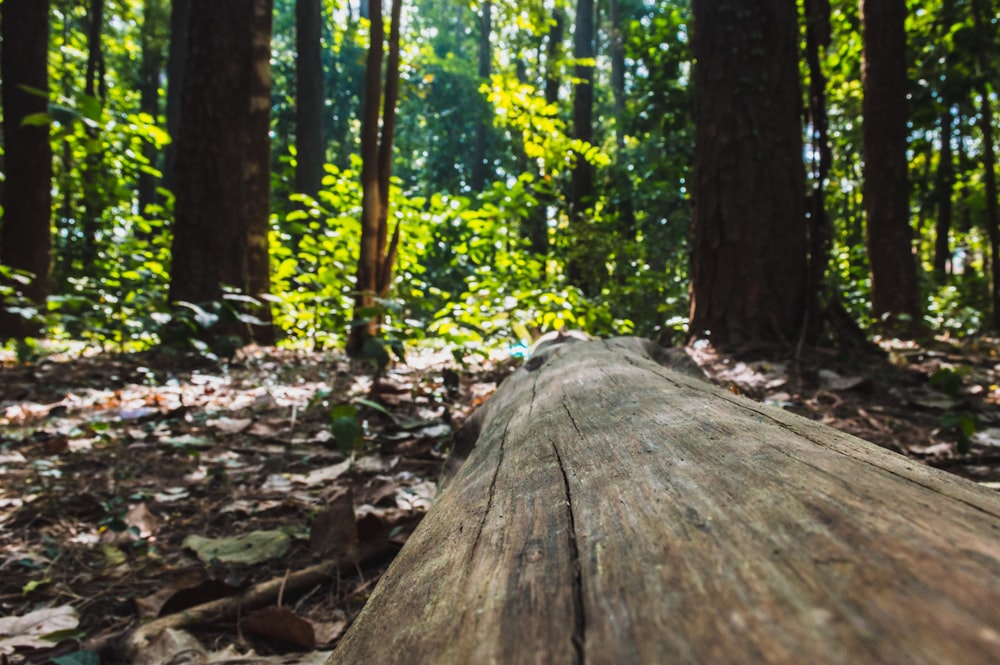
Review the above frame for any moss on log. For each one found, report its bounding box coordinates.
[328,337,1000,665]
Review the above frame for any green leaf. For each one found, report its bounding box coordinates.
[20,112,52,127]
[329,404,363,455]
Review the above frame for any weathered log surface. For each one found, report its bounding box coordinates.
[328,337,1000,665]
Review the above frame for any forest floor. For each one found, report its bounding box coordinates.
[1,335,999,664]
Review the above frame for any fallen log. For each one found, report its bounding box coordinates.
[328,337,1000,665]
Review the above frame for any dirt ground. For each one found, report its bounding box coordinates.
[1,335,998,663]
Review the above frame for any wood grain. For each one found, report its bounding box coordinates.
[328,337,1000,665]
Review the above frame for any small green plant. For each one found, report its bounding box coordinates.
[928,366,976,454]
[329,404,364,455]
[157,292,270,360]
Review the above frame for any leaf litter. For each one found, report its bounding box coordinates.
[0,345,513,663]
[2,337,1000,663]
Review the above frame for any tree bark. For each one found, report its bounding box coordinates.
[860,0,922,331]
[169,0,274,345]
[138,0,168,217]
[81,0,106,267]
[608,0,636,248]
[327,337,1000,665]
[245,0,276,345]
[162,0,191,197]
[0,0,53,339]
[803,0,836,341]
[934,106,955,279]
[347,0,404,358]
[688,0,810,349]
[296,0,325,200]
[348,0,384,356]
[522,8,564,259]
[566,0,598,295]
[970,0,1000,330]
[470,0,492,192]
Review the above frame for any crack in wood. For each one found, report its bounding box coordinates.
[470,417,508,560]
[557,398,587,665]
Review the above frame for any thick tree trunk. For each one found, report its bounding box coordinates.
[327,337,1000,665]
[860,0,922,331]
[0,0,53,339]
[295,0,325,200]
[162,0,191,197]
[688,0,809,349]
[245,0,276,345]
[170,0,274,344]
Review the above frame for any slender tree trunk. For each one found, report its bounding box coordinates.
[860,0,922,332]
[0,0,53,339]
[522,9,563,259]
[375,0,403,282]
[567,0,598,295]
[138,0,167,217]
[296,0,325,200]
[350,0,384,356]
[162,0,190,197]
[170,0,274,345]
[471,0,492,192]
[688,0,810,349]
[81,0,106,267]
[934,106,955,279]
[347,0,404,357]
[608,0,637,283]
[970,0,1000,330]
[803,0,833,338]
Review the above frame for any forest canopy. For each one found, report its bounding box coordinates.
[1,0,999,359]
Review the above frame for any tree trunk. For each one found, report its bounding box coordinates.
[860,0,922,332]
[346,0,404,358]
[934,106,955,279]
[0,0,53,339]
[81,0,106,267]
[169,0,274,345]
[138,0,167,217]
[803,0,835,341]
[566,0,598,295]
[296,0,325,200]
[688,0,810,349]
[327,337,1000,665]
[522,9,564,259]
[470,0,492,192]
[162,0,191,197]
[970,0,1000,330]
[348,0,385,356]
[608,0,636,249]
[244,0,276,345]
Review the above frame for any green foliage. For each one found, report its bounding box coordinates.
[329,403,364,455]
[10,0,1000,356]
[158,293,270,361]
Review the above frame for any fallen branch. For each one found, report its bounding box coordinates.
[112,541,393,659]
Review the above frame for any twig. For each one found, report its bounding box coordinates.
[114,541,391,658]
